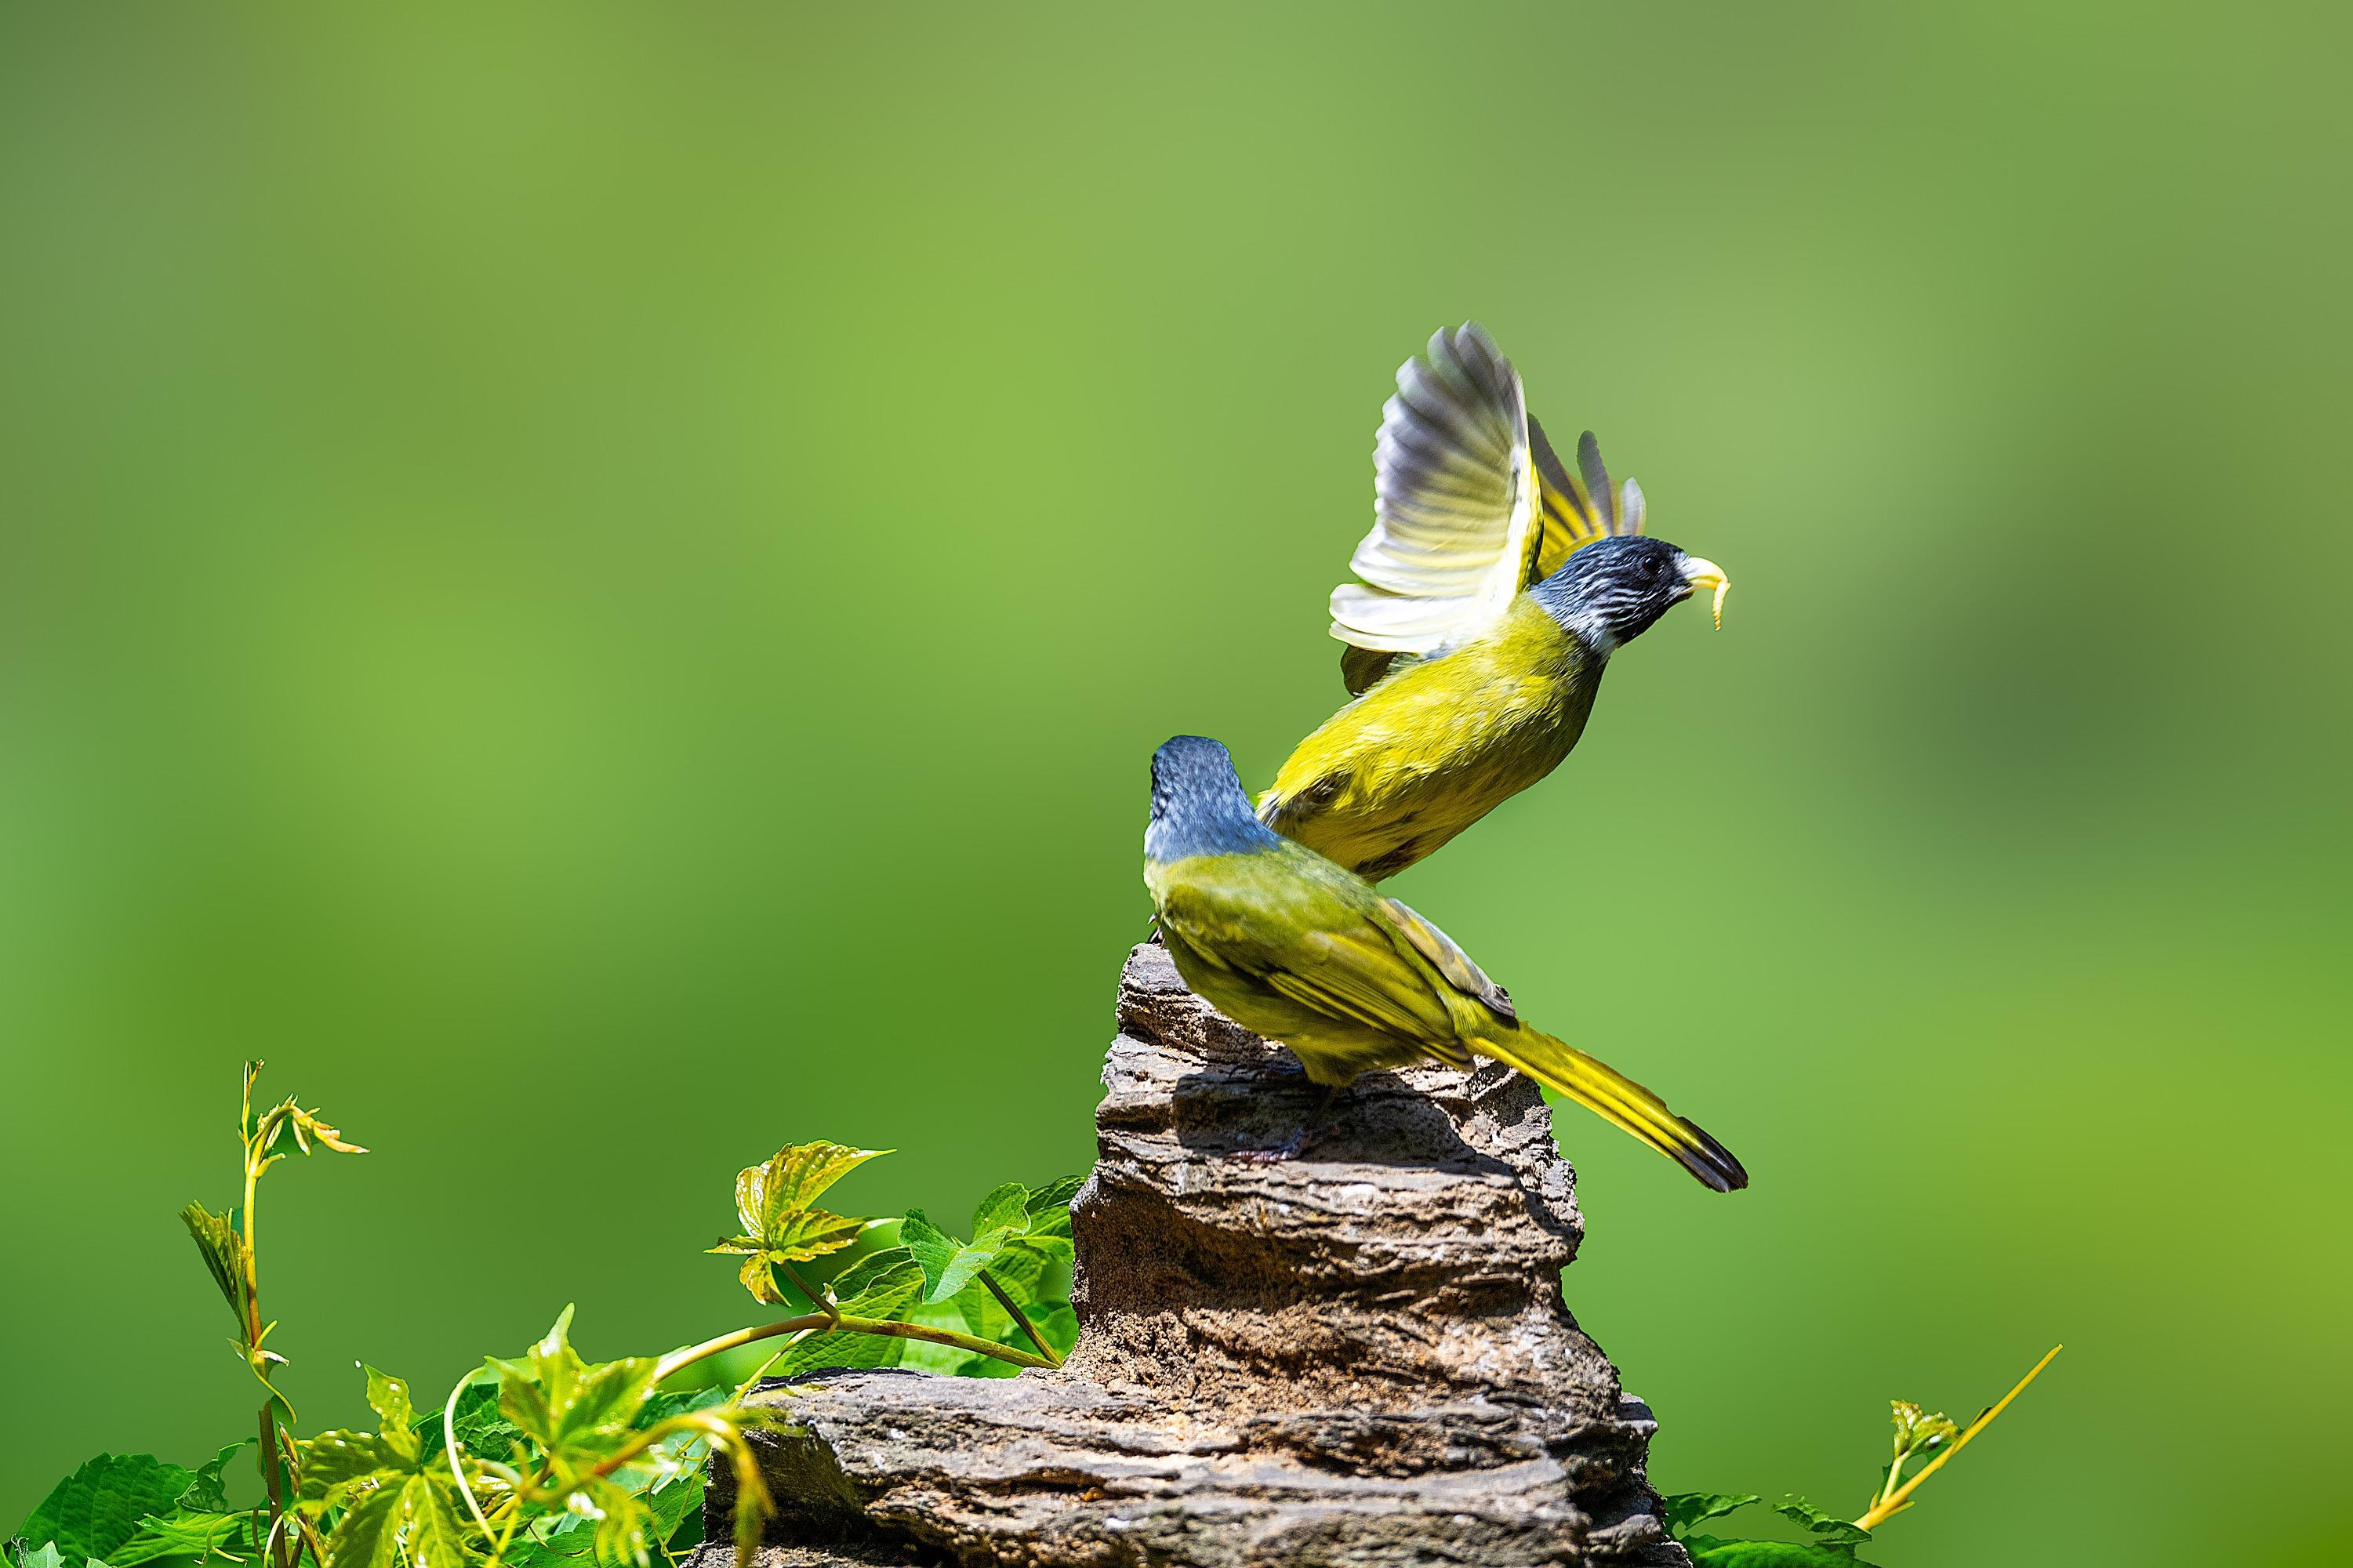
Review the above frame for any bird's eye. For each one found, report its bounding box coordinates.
[1638,558,1658,582]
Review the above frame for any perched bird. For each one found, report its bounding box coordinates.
[1148,735,1746,1192]
[1258,323,1729,880]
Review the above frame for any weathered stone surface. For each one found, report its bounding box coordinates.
[703,944,1687,1568]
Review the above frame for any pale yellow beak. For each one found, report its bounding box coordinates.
[1679,556,1729,630]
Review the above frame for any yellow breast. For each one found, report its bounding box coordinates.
[1262,599,1600,879]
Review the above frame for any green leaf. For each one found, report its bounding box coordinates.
[968,1183,1030,1239]
[1006,1232,1075,1269]
[634,1385,732,1429]
[296,1432,416,1504]
[765,1325,906,1381]
[320,1482,404,1568]
[901,1211,1008,1305]
[16,1456,198,1566]
[981,1248,1048,1312]
[178,1204,248,1327]
[753,1250,928,1381]
[421,1382,521,1465]
[14,1546,64,1568]
[1683,1538,1881,1568]
[830,1250,926,1320]
[493,1312,660,1471]
[1661,1493,1761,1535]
[1023,1300,1080,1358]
[1772,1498,1871,1548]
[707,1210,866,1269]
[732,1143,884,1240]
[398,1475,474,1568]
[1022,1176,1082,1236]
[362,1366,416,1432]
[300,1450,482,1568]
[174,1443,248,1514]
[645,1472,704,1563]
[708,1142,887,1300]
[1888,1399,1961,1460]
[109,1511,254,1566]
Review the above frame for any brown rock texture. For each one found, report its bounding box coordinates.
[705,943,1688,1567]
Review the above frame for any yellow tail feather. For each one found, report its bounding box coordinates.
[1477,1026,1748,1193]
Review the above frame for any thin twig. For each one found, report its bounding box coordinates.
[1854,1345,2062,1531]
[978,1270,1063,1367]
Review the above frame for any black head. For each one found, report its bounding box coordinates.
[1527,535,1727,655]
[1146,735,1280,863]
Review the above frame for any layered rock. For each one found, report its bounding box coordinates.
[706,943,1687,1567]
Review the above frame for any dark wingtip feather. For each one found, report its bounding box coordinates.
[1676,1118,1749,1192]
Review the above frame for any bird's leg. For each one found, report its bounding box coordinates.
[1236,1083,1342,1163]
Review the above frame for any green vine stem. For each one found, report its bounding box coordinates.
[1853,1345,2063,1532]
[979,1270,1065,1367]
[445,1372,499,1542]
[441,1307,1052,1562]
[651,1310,1054,1385]
[775,1260,839,1322]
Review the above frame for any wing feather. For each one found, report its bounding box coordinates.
[1330,326,1651,693]
[1374,898,1517,1024]
[1329,323,1537,659]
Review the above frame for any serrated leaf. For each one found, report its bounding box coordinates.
[296,1432,415,1504]
[16,1456,198,1566]
[730,1254,784,1305]
[399,1474,474,1568]
[1683,1537,1880,1567]
[647,1471,704,1559]
[427,1382,522,1465]
[320,1481,404,1568]
[494,1312,659,1469]
[766,1325,909,1381]
[751,1252,926,1380]
[634,1386,732,1429]
[732,1144,884,1240]
[108,1510,252,1566]
[968,1183,1029,1239]
[363,1366,415,1432]
[585,1479,656,1567]
[1772,1498,1870,1547]
[1661,1492,1760,1534]
[178,1204,248,1327]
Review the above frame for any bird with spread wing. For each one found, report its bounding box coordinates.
[1148,735,1746,1192]
[1258,323,1728,880]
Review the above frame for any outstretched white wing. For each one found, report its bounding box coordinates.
[1329,323,1538,656]
[1327,323,1646,693]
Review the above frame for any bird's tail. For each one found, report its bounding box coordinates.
[1476,1025,1748,1193]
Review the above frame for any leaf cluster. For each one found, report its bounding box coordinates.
[709,1147,1080,1381]
[8,1446,256,1568]
[707,1144,885,1305]
[1661,1493,1879,1567]
[297,1369,485,1568]
[1661,1348,2061,1562]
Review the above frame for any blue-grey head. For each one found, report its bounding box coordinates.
[1527,535,1729,656]
[1146,735,1283,864]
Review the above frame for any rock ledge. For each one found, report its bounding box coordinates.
[707,944,1687,1567]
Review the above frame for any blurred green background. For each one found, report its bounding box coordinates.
[4,5,2348,1563]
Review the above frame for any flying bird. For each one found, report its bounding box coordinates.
[1149,735,1746,1192]
[1258,323,1728,880]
